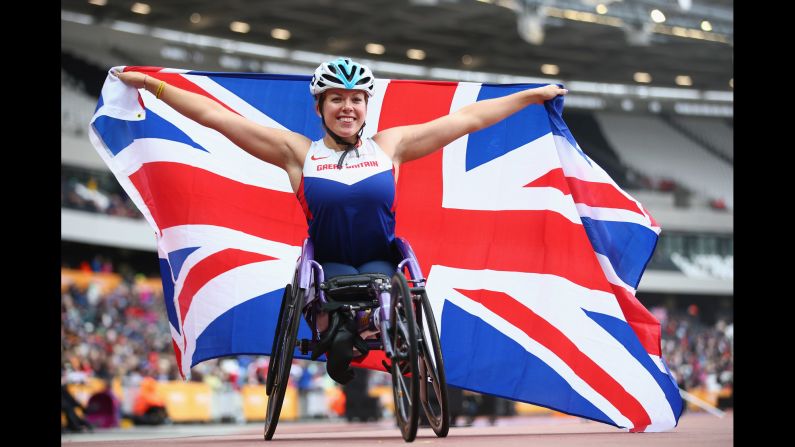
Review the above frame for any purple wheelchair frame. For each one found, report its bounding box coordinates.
[292,236,425,358]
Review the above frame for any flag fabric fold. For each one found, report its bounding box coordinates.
[88,66,682,432]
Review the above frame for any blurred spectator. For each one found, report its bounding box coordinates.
[62,382,92,433]
[297,363,313,418]
[461,392,497,426]
[132,377,169,425]
[447,386,466,427]
[328,385,346,418]
[343,369,380,422]
[709,198,727,211]
[657,178,677,192]
[673,184,692,208]
[84,379,121,428]
[220,358,242,391]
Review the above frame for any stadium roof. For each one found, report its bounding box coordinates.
[61,0,733,92]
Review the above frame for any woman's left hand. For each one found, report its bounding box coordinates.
[534,84,569,102]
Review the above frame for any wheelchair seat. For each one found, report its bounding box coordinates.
[320,273,390,302]
[311,273,392,383]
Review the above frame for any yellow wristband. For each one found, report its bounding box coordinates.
[155,81,166,99]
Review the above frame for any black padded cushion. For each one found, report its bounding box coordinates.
[321,274,390,302]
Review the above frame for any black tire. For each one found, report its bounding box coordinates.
[389,272,420,442]
[266,284,291,396]
[264,285,303,440]
[416,290,450,437]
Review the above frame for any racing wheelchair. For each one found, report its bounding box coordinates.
[264,237,449,442]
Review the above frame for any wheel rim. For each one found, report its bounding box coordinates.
[266,285,291,396]
[390,272,419,442]
[417,290,449,437]
[264,286,303,440]
[392,309,414,424]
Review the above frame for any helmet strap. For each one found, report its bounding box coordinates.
[318,96,366,169]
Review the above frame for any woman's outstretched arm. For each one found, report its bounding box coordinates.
[114,70,309,174]
[374,84,567,164]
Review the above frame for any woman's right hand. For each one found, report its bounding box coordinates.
[114,70,147,89]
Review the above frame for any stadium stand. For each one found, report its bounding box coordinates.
[62,70,98,137]
[665,114,734,164]
[595,111,733,210]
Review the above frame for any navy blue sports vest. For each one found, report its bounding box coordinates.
[296,138,396,266]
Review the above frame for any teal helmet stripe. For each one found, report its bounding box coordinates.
[331,58,361,89]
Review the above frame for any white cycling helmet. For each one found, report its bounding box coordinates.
[310,57,375,98]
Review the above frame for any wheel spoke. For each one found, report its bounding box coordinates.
[397,372,413,407]
[422,355,442,398]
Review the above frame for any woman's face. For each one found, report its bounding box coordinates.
[319,89,368,139]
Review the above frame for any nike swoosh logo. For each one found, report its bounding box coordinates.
[311,154,329,161]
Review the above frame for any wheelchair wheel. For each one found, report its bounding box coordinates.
[265,284,290,396]
[389,271,420,442]
[264,284,303,440]
[416,290,450,437]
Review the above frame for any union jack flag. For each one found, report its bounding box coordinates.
[89,67,682,432]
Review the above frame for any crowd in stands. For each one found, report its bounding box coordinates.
[62,270,178,385]
[659,309,733,395]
